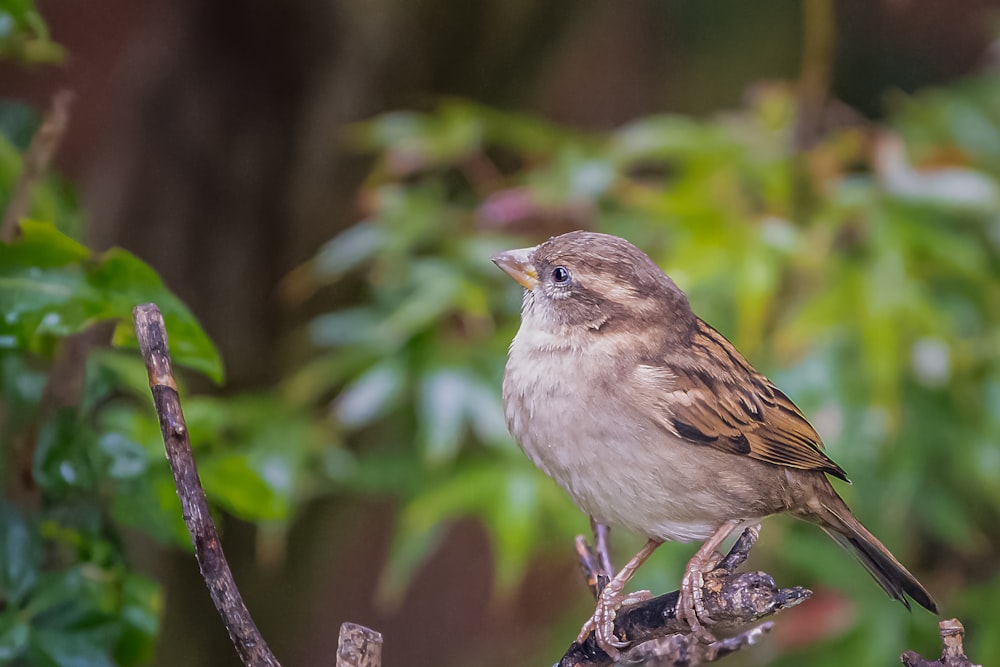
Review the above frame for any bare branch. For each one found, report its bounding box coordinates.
[133,303,281,667]
[557,527,810,667]
[575,535,606,600]
[1,90,73,242]
[902,619,981,667]
[576,521,618,600]
[625,621,774,665]
[794,0,834,152]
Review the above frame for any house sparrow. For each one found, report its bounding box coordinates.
[492,231,937,659]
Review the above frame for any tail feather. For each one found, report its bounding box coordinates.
[819,503,938,614]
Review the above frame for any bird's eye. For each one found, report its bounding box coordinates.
[551,266,571,285]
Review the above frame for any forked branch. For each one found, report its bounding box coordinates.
[559,528,810,667]
[902,619,981,667]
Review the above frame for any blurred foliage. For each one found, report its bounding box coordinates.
[282,180,583,600]
[3,8,1000,666]
[0,87,360,661]
[0,108,340,663]
[0,0,64,64]
[292,78,1000,663]
[0,112,205,662]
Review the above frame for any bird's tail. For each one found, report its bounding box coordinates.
[815,498,938,614]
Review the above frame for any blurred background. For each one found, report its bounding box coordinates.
[2,0,1000,665]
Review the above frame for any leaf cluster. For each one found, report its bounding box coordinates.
[0,106,321,663]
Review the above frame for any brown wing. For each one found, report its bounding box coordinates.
[633,318,849,481]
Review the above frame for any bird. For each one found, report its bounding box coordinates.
[491,230,937,659]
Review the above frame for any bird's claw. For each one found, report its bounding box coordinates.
[577,583,653,659]
[679,550,724,643]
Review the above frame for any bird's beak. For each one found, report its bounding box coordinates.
[491,246,539,290]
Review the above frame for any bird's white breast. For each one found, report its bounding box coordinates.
[503,323,773,543]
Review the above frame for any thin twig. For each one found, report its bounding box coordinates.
[575,535,605,600]
[794,0,834,152]
[626,621,774,665]
[790,0,834,226]
[576,518,615,598]
[133,303,281,667]
[557,528,810,667]
[1,90,73,242]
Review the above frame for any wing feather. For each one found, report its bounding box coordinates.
[633,318,849,481]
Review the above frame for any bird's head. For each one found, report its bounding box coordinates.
[491,231,694,339]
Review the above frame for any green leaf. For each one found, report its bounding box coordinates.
[0,351,47,433]
[311,221,385,283]
[378,260,462,345]
[22,568,85,624]
[376,460,577,603]
[0,226,92,350]
[354,104,484,174]
[114,575,160,666]
[0,219,89,268]
[0,222,223,381]
[110,471,189,548]
[376,520,447,609]
[27,630,116,667]
[487,469,540,593]
[0,502,42,607]
[0,609,30,663]
[309,308,387,348]
[337,447,420,495]
[0,0,65,64]
[612,114,734,163]
[474,102,585,154]
[198,454,291,521]
[94,248,223,383]
[0,101,40,150]
[396,465,503,532]
[33,409,98,492]
[417,369,468,464]
[96,432,149,481]
[335,359,406,428]
[462,376,509,446]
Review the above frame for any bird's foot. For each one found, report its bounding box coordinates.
[577,580,653,660]
[679,548,724,643]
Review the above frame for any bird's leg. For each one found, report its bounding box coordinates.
[577,538,662,659]
[679,520,742,643]
[589,517,614,586]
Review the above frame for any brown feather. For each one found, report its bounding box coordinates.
[634,317,849,481]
